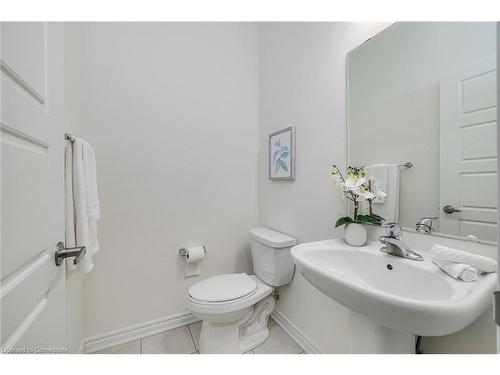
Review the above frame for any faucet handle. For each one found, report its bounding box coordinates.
[383,222,401,238]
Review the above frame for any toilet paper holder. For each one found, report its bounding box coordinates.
[179,246,207,258]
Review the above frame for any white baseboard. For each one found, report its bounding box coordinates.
[83,311,199,353]
[271,308,321,354]
[84,308,319,354]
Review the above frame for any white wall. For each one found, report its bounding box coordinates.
[65,23,260,338]
[258,22,391,353]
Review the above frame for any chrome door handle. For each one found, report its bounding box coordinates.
[55,241,86,266]
[443,205,462,214]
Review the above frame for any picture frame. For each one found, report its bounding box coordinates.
[269,126,296,180]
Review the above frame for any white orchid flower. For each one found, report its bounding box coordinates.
[344,175,365,191]
[356,189,375,201]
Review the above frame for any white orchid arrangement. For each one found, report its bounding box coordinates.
[332,165,386,228]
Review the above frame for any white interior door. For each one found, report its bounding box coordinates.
[440,55,497,242]
[1,23,66,353]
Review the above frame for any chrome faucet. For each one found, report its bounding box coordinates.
[379,223,423,261]
[415,216,438,234]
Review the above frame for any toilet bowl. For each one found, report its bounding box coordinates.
[187,274,275,353]
[186,228,297,354]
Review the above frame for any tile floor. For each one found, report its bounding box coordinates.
[94,317,305,354]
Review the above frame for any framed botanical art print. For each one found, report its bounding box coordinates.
[269,126,296,180]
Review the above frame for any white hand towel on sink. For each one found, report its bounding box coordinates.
[430,244,496,273]
[432,260,479,282]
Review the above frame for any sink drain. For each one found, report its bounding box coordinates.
[387,264,393,270]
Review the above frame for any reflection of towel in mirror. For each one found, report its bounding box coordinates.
[364,164,387,203]
[432,260,478,282]
[364,164,399,222]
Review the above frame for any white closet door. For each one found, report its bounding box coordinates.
[1,22,66,353]
[440,55,497,242]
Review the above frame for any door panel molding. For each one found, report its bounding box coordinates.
[0,60,45,104]
[2,296,48,352]
[0,123,49,154]
[0,252,51,298]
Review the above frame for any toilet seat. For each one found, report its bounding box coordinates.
[188,273,257,303]
[187,274,273,315]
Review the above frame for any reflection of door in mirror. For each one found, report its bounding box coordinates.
[440,56,497,242]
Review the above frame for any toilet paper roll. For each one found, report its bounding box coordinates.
[185,246,205,264]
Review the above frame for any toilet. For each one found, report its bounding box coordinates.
[186,227,297,354]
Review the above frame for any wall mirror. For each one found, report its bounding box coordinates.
[347,22,497,244]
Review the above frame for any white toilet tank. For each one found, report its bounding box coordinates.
[248,228,297,287]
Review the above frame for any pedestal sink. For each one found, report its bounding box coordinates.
[291,239,496,353]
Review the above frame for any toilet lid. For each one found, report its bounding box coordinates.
[188,273,257,303]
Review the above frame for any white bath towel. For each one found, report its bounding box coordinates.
[430,244,497,274]
[65,138,100,273]
[432,260,479,282]
[364,163,399,222]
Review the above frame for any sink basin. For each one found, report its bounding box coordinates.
[291,239,496,340]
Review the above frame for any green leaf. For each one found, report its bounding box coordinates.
[353,215,367,223]
[369,213,385,221]
[354,215,380,223]
[335,216,354,228]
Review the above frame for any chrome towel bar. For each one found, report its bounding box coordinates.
[361,162,413,169]
[55,241,86,266]
[398,162,412,168]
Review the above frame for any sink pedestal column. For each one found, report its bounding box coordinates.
[348,311,415,354]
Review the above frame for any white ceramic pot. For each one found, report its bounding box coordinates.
[344,223,367,247]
